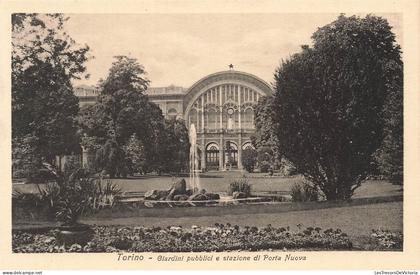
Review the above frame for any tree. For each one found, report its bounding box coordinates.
[375,72,403,184]
[95,140,128,178]
[123,134,147,174]
[241,148,258,173]
[78,56,168,176]
[252,96,277,169]
[95,56,151,144]
[156,118,190,174]
[273,15,402,200]
[12,14,90,168]
[253,96,279,151]
[12,136,42,179]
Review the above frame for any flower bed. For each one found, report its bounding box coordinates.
[13,224,352,252]
[369,229,403,250]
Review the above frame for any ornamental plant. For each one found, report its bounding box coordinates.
[54,169,96,225]
[227,177,252,197]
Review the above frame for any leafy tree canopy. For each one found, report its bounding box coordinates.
[78,56,175,176]
[273,14,402,200]
[253,96,279,151]
[156,118,190,174]
[12,14,90,165]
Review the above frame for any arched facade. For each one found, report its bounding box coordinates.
[183,71,272,170]
[75,70,272,171]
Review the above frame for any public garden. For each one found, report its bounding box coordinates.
[11,13,403,252]
[12,171,403,252]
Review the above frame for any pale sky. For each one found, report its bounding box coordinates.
[66,13,402,88]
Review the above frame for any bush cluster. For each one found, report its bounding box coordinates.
[13,171,122,223]
[13,224,352,252]
[241,148,258,173]
[227,178,252,197]
[290,182,319,202]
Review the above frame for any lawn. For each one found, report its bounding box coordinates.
[81,201,402,249]
[82,201,402,236]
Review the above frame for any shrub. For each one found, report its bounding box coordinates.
[12,137,42,180]
[13,169,123,221]
[290,182,319,202]
[90,180,122,210]
[257,146,274,173]
[12,169,27,179]
[227,177,251,197]
[241,148,258,173]
[259,161,271,173]
[63,156,82,178]
[95,140,129,178]
[279,158,297,176]
[13,169,93,223]
[54,169,97,225]
[27,168,57,184]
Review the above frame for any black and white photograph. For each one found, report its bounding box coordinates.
[2,0,420,272]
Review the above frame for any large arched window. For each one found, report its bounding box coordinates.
[225,141,238,167]
[207,108,217,129]
[234,110,239,129]
[206,143,219,168]
[243,107,254,129]
[223,110,229,129]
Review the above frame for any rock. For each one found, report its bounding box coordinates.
[158,190,170,200]
[165,193,174,201]
[165,179,187,200]
[205,193,220,205]
[145,190,169,200]
[173,194,189,201]
[171,179,187,195]
[206,193,220,200]
[232,191,247,199]
[185,189,194,196]
[144,190,159,200]
[188,193,209,201]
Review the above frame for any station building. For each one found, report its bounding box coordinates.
[75,70,273,170]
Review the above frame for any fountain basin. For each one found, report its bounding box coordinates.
[120,194,289,208]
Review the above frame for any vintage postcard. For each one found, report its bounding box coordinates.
[0,0,419,272]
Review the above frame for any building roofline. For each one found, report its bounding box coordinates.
[185,70,272,97]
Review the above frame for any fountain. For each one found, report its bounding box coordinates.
[141,123,281,207]
[188,123,201,192]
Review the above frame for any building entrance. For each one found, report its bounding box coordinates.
[225,141,238,169]
[205,143,219,170]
